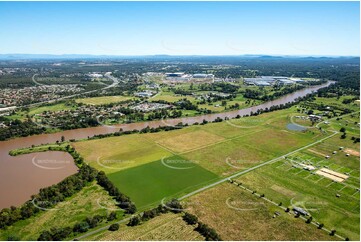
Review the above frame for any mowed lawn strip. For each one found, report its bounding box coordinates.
[72,134,173,174]
[107,155,219,210]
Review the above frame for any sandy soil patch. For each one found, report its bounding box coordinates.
[270,184,296,197]
[307,149,328,157]
[344,148,360,157]
[315,168,349,182]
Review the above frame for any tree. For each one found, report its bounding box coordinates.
[182,212,198,225]
[195,222,221,241]
[330,229,336,236]
[127,216,141,226]
[38,230,52,241]
[61,135,65,142]
[73,221,90,233]
[318,223,324,229]
[306,217,313,223]
[107,211,117,221]
[340,127,346,133]
[7,235,20,241]
[108,223,120,231]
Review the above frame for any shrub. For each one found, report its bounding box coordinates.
[182,212,198,225]
[108,223,120,231]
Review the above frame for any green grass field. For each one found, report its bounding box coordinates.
[29,103,76,115]
[76,96,136,105]
[72,135,174,174]
[107,156,219,210]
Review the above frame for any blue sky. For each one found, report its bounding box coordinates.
[0,1,359,56]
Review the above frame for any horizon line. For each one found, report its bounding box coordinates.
[0,53,359,58]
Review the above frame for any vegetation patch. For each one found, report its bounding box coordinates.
[0,183,121,241]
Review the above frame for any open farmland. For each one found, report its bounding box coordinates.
[183,183,335,241]
[74,108,330,210]
[234,129,360,240]
[83,213,204,241]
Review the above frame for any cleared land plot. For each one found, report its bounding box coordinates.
[29,103,75,115]
[0,183,121,241]
[183,136,273,176]
[237,156,360,240]
[184,183,334,241]
[150,93,196,103]
[107,156,219,210]
[73,135,173,174]
[83,213,203,241]
[316,168,349,182]
[154,130,225,153]
[76,96,135,105]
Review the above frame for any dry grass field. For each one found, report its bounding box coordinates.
[83,213,204,241]
[183,183,336,241]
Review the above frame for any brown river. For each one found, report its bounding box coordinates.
[0,81,332,209]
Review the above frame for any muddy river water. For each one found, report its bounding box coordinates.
[0,81,332,208]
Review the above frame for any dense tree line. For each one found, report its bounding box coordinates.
[181,212,221,240]
[96,171,136,214]
[0,119,45,141]
[37,213,118,240]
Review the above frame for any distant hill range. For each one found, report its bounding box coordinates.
[0,54,358,60]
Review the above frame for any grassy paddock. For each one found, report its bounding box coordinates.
[236,146,360,240]
[107,156,219,210]
[184,183,334,241]
[72,135,173,174]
